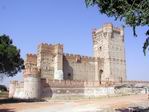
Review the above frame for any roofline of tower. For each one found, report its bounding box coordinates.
[92,23,123,34]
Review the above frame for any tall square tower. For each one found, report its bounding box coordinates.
[93,24,126,82]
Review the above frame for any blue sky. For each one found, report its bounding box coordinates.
[0,0,148,85]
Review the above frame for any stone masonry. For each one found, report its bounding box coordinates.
[9,24,129,99]
[25,23,126,82]
[93,24,126,81]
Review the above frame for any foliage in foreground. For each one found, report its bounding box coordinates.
[0,85,7,91]
[0,34,24,78]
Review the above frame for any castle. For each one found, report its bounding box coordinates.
[25,23,126,82]
[9,24,128,99]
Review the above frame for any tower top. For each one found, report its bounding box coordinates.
[92,23,124,37]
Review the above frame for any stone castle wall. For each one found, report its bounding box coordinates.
[34,42,104,81]
[40,79,115,98]
[9,79,149,99]
[63,53,96,62]
[41,79,115,88]
[36,43,64,80]
[9,23,129,99]
[63,53,103,81]
[23,24,125,82]
[9,79,114,99]
[9,81,24,98]
[63,61,95,80]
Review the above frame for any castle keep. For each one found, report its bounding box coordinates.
[25,24,126,82]
[9,24,128,99]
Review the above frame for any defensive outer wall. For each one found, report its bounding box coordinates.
[9,79,149,99]
[9,24,149,99]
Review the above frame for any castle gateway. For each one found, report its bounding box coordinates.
[9,24,127,99]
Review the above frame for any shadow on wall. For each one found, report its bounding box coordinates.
[42,86,53,98]
[41,80,53,98]
[63,56,73,80]
[0,109,15,112]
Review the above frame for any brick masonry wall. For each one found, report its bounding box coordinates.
[41,80,149,98]
[9,79,149,99]
[41,79,115,88]
[63,60,96,81]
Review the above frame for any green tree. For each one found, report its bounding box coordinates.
[0,34,24,78]
[85,0,149,55]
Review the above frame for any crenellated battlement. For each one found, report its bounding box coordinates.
[25,54,37,64]
[103,23,113,28]
[92,23,123,35]
[63,53,99,63]
[54,43,63,49]
[38,43,63,50]
[92,28,97,34]
[27,53,37,57]
[37,43,63,55]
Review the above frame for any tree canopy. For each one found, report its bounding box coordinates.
[0,34,24,78]
[85,0,149,55]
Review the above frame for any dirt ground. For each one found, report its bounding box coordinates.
[0,94,149,112]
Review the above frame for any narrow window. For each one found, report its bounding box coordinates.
[67,73,71,80]
[99,46,102,51]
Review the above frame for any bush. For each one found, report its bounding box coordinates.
[0,85,7,91]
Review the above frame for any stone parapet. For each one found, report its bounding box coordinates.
[42,79,149,89]
[92,23,122,35]
[124,80,149,84]
[25,54,37,64]
[38,43,63,53]
[63,53,98,63]
[41,79,115,88]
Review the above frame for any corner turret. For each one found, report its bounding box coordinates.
[23,54,41,99]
